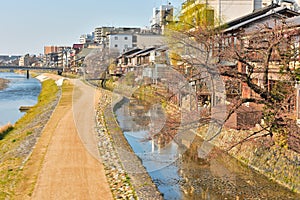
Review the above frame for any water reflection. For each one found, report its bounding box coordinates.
[116,98,182,199]
[115,97,300,199]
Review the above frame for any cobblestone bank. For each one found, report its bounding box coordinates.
[96,89,163,200]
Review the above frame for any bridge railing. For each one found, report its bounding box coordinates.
[0,65,63,71]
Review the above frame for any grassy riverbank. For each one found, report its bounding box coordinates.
[0,78,60,199]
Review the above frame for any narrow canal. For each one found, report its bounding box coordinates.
[115,98,300,199]
[0,72,41,127]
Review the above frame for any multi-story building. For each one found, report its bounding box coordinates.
[181,0,299,24]
[44,46,70,55]
[107,32,165,54]
[43,46,71,67]
[209,0,262,22]
[19,54,30,66]
[94,27,141,47]
[79,33,94,44]
[94,27,142,54]
[151,3,174,34]
[180,0,214,27]
[94,27,114,44]
[108,33,133,53]
[44,46,58,55]
[0,55,20,66]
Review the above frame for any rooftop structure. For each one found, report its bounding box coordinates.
[151,3,174,34]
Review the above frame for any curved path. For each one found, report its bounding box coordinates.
[30,78,112,199]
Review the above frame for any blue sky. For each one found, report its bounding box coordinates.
[0,0,183,55]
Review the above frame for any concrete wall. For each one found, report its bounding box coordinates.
[209,0,256,22]
[136,35,165,49]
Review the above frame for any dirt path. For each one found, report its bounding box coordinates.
[29,78,112,199]
[72,80,102,162]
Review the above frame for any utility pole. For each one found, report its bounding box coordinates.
[218,0,222,23]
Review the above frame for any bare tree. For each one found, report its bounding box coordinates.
[166,17,300,150]
[83,47,119,87]
[219,19,299,145]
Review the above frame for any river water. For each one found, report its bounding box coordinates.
[115,98,300,200]
[0,72,41,127]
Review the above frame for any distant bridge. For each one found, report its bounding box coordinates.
[0,65,63,78]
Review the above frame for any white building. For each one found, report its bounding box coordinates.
[208,0,263,22]
[151,3,174,34]
[108,34,133,53]
[79,33,94,44]
[19,54,29,66]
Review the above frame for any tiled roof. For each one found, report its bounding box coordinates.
[222,4,300,33]
[127,47,156,58]
[117,48,142,58]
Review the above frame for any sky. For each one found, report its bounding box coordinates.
[0,0,183,55]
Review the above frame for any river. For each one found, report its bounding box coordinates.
[0,72,41,127]
[115,98,300,199]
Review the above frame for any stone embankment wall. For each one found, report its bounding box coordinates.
[197,125,300,193]
[96,88,163,199]
[101,80,300,194]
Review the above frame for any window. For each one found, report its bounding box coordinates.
[132,35,137,42]
[114,36,118,40]
[124,36,128,40]
[114,44,118,48]
[124,45,128,49]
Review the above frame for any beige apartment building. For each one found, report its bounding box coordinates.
[182,0,299,23]
[44,46,70,55]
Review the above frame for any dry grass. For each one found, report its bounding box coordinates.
[0,123,13,140]
[0,123,13,134]
[13,80,73,199]
[0,79,59,199]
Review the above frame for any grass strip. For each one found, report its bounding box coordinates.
[0,79,59,199]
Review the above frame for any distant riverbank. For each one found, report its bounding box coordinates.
[0,78,9,90]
